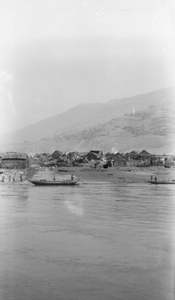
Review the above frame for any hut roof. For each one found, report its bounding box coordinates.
[125,151,141,160]
[105,152,114,159]
[52,150,63,157]
[112,152,127,159]
[79,151,89,157]
[90,152,99,158]
[90,150,103,155]
[42,152,51,156]
[1,152,28,160]
[139,150,151,156]
[67,151,80,156]
[129,151,139,155]
[85,151,103,160]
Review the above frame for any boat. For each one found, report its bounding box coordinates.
[136,163,150,167]
[29,179,79,186]
[148,180,175,185]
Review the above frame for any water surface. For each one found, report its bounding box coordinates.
[0,181,174,300]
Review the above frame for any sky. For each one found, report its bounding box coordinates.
[0,0,175,134]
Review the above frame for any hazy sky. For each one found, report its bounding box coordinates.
[0,0,175,134]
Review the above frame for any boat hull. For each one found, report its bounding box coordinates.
[29,180,78,186]
[148,180,175,185]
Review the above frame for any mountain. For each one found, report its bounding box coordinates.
[56,103,175,154]
[1,86,175,154]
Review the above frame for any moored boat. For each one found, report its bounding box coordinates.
[148,180,175,185]
[29,179,79,186]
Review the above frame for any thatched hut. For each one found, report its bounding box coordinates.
[111,152,127,167]
[1,152,28,169]
[67,151,81,160]
[126,151,141,161]
[86,150,103,161]
[51,150,63,160]
[66,152,83,165]
[139,150,152,160]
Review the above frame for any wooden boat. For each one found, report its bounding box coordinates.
[136,163,150,167]
[148,180,175,185]
[29,179,79,186]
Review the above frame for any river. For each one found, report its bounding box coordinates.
[0,181,174,300]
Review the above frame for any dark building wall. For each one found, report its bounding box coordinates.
[86,153,98,161]
[2,159,28,169]
[113,158,127,166]
[112,153,127,166]
[127,154,141,161]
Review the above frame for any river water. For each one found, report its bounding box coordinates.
[0,181,174,300]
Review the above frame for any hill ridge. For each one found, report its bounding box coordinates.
[0,86,175,154]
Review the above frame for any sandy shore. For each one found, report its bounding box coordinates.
[1,166,175,184]
[32,165,175,184]
[59,166,175,184]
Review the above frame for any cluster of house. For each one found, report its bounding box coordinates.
[0,150,174,169]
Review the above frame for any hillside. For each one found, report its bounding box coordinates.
[51,103,175,154]
[1,86,175,154]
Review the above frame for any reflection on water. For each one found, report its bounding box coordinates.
[64,194,84,217]
[0,181,174,300]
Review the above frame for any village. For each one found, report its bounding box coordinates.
[0,149,175,183]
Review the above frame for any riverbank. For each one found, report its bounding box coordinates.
[0,166,175,184]
[29,165,175,184]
